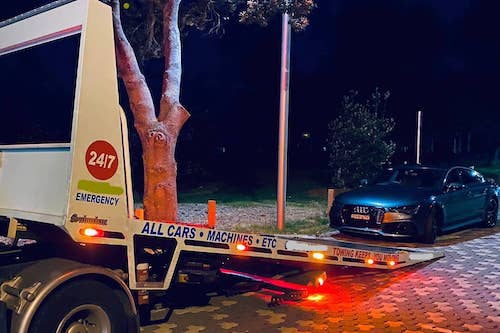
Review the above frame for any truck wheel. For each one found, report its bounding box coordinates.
[29,279,130,333]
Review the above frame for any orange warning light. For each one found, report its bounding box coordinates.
[236,243,247,251]
[387,260,396,267]
[80,227,104,237]
[366,258,375,265]
[312,252,325,260]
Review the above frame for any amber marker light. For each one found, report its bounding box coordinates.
[387,260,396,267]
[236,243,247,251]
[365,258,375,265]
[80,227,104,237]
[312,252,325,260]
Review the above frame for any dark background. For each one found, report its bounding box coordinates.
[2,0,500,188]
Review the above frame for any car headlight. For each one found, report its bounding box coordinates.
[383,205,420,223]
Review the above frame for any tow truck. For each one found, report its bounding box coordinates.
[0,1,443,332]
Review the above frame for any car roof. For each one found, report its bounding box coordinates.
[390,165,447,172]
[390,165,479,173]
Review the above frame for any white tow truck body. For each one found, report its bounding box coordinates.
[0,1,443,332]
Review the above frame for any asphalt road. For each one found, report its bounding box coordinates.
[142,227,500,333]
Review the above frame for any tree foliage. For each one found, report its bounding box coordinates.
[327,89,395,188]
[119,0,315,61]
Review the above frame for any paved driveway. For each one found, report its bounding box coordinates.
[142,230,500,333]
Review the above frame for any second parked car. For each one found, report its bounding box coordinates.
[329,165,498,243]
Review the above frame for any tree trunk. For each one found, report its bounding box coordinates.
[139,122,179,222]
[111,0,189,222]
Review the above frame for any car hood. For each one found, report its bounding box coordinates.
[336,184,437,208]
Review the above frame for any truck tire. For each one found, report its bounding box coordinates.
[29,279,132,333]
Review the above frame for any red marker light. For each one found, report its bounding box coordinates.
[236,243,247,251]
[387,260,396,267]
[80,227,104,237]
[366,258,375,265]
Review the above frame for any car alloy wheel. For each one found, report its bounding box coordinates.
[483,198,498,228]
[421,209,438,244]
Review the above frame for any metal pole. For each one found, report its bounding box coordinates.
[277,8,291,230]
[416,110,422,164]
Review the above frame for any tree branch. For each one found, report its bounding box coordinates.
[159,0,190,128]
[111,0,156,127]
[161,0,182,104]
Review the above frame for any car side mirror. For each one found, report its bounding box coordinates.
[445,182,464,192]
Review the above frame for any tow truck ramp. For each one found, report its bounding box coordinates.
[126,220,444,290]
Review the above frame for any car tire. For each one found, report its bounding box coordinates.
[29,279,133,333]
[482,197,498,228]
[421,209,438,244]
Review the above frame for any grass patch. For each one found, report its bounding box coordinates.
[178,169,332,205]
[178,180,332,205]
[178,183,275,203]
[232,216,330,236]
[221,200,275,207]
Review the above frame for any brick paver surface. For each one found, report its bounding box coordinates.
[142,231,500,333]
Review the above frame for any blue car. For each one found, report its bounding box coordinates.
[329,165,498,243]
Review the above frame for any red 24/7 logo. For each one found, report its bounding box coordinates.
[85,140,118,180]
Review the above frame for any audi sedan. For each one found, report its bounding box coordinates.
[329,165,498,243]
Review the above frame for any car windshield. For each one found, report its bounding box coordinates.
[374,168,445,188]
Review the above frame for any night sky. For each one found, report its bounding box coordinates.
[178,0,500,172]
[2,0,500,181]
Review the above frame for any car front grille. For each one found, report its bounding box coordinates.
[341,205,384,228]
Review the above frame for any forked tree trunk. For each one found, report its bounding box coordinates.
[111,0,189,222]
